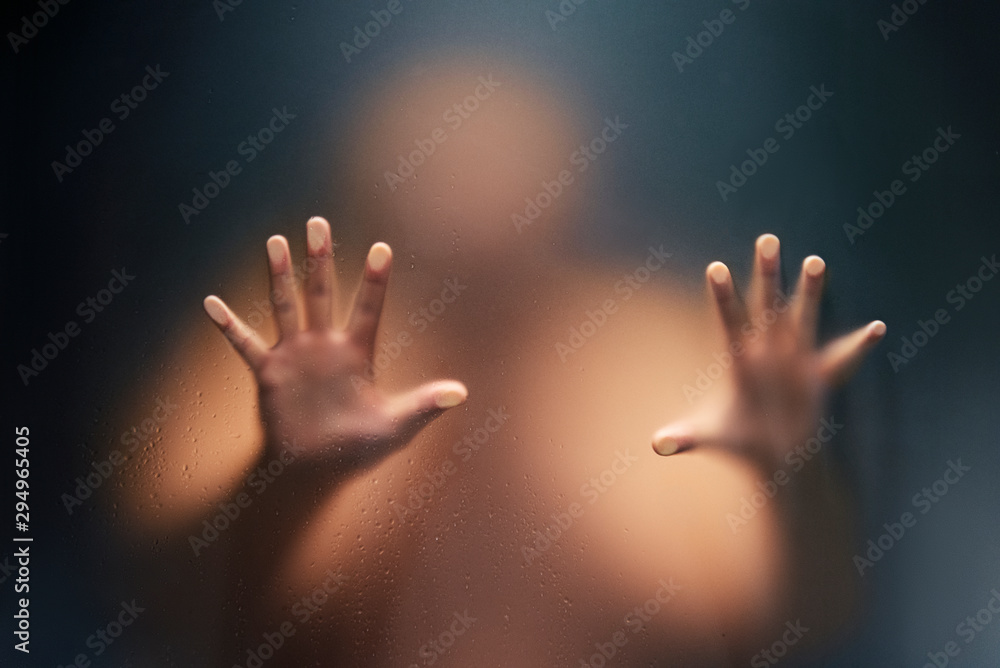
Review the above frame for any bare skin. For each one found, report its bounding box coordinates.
[202,217,885,666]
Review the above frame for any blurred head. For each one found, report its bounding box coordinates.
[339,60,585,269]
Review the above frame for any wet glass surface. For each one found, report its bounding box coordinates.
[6,2,1000,666]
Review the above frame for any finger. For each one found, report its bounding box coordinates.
[203,295,269,371]
[791,255,826,347]
[707,261,747,345]
[266,236,301,337]
[386,380,468,445]
[749,233,783,319]
[819,320,887,387]
[347,243,392,357]
[304,216,337,330]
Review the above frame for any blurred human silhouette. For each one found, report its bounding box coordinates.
[195,65,885,666]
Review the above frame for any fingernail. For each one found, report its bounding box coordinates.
[368,243,391,272]
[307,218,327,253]
[870,320,887,337]
[653,436,679,456]
[435,387,467,409]
[203,296,229,326]
[759,234,779,260]
[708,262,729,285]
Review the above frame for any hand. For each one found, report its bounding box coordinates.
[652,234,885,468]
[202,216,467,474]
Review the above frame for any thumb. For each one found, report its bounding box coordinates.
[652,420,707,457]
[652,409,732,457]
[387,380,468,444]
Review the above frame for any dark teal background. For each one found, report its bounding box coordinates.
[4,1,1000,665]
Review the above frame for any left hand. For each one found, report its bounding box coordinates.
[652,234,885,469]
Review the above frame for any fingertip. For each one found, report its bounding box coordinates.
[804,255,825,277]
[306,217,331,253]
[757,233,780,261]
[368,242,392,273]
[266,235,289,267]
[869,320,887,338]
[653,435,680,457]
[707,261,730,286]
[652,426,683,456]
[203,296,229,326]
[434,382,468,409]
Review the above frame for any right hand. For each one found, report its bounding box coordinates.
[202,216,467,474]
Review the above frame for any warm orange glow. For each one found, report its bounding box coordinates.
[112,253,271,534]
[102,58,853,665]
[340,59,587,260]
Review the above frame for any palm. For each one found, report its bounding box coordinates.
[255,331,383,455]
